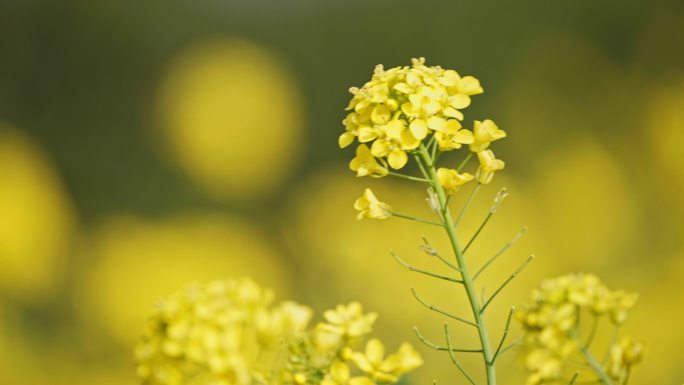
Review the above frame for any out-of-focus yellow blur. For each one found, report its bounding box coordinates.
[78,213,292,345]
[156,38,305,201]
[0,125,75,300]
[0,2,682,384]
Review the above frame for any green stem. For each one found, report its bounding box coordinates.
[388,171,430,183]
[391,212,444,227]
[418,144,497,385]
[578,341,614,385]
[457,152,474,172]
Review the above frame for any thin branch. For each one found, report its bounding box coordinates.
[430,136,438,165]
[568,372,580,385]
[473,226,528,280]
[388,171,431,183]
[602,325,621,365]
[463,188,509,254]
[481,255,535,314]
[463,212,493,254]
[624,367,632,385]
[444,323,478,385]
[413,327,482,353]
[411,288,477,327]
[391,212,444,227]
[481,286,486,306]
[453,183,480,229]
[499,337,522,355]
[489,307,515,365]
[457,152,473,172]
[420,236,464,272]
[391,251,463,283]
[578,339,615,385]
[412,153,430,180]
[433,146,443,165]
[585,314,599,349]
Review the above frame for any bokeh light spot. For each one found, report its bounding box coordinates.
[0,124,75,300]
[156,38,305,200]
[77,213,292,345]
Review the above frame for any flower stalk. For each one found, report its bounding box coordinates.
[416,143,498,384]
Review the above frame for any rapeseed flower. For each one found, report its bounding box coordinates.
[517,274,642,385]
[350,339,423,383]
[470,119,507,152]
[605,336,645,382]
[135,279,420,385]
[354,189,392,220]
[476,150,505,184]
[320,362,373,385]
[350,145,388,178]
[320,302,378,337]
[437,168,474,195]
[341,58,497,175]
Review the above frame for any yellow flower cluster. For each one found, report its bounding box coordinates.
[135,278,421,385]
[516,274,641,385]
[340,58,506,187]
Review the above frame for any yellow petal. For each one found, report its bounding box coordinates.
[357,126,378,143]
[370,139,390,158]
[393,82,412,94]
[384,120,405,140]
[371,105,391,125]
[338,132,355,148]
[427,116,447,132]
[459,76,483,95]
[388,149,408,169]
[443,107,464,120]
[366,339,385,365]
[449,94,471,109]
[452,129,474,144]
[400,130,420,150]
[409,119,428,139]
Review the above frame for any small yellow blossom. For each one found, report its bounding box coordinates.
[320,361,374,385]
[606,336,645,382]
[610,291,639,325]
[350,339,423,383]
[433,119,475,150]
[469,119,506,152]
[524,349,562,385]
[476,149,505,184]
[320,301,378,337]
[369,120,420,169]
[349,145,388,178]
[437,168,474,195]
[354,189,392,220]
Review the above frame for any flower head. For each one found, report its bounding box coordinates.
[354,189,392,220]
[517,274,643,385]
[136,280,420,385]
[341,58,486,173]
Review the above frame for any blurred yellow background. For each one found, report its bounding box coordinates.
[0,1,682,384]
